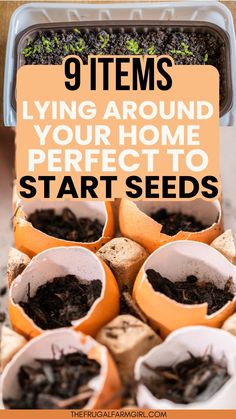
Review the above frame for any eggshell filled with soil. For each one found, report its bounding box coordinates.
[135,326,236,409]
[133,240,236,338]
[1,329,122,409]
[119,199,222,253]
[14,200,115,257]
[9,246,120,339]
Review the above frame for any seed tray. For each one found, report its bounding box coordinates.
[4,2,236,126]
[13,19,232,117]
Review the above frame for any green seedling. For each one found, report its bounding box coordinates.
[126,39,142,54]
[203,53,209,63]
[54,36,59,46]
[98,33,110,49]
[75,38,85,52]
[41,36,52,53]
[74,28,81,35]
[33,45,41,54]
[170,49,185,56]
[22,46,32,57]
[69,43,76,53]
[170,42,194,57]
[181,42,193,56]
[147,45,156,55]
[27,37,32,46]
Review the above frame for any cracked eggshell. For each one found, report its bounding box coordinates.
[119,199,222,253]
[1,329,122,409]
[133,240,236,338]
[14,200,115,258]
[135,326,236,409]
[9,246,120,339]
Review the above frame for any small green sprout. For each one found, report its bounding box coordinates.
[98,33,110,49]
[22,38,33,57]
[54,36,59,46]
[170,49,185,56]
[147,45,156,55]
[74,28,81,35]
[75,38,85,52]
[22,46,32,57]
[33,45,41,54]
[45,46,52,53]
[181,42,193,56]
[170,42,193,57]
[69,43,76,53]
[126,39,142,54]
[64,44,69,53]
[41,36,52,53]
[203,53,209,63]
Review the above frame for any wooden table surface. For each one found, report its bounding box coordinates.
[0,0,236,124]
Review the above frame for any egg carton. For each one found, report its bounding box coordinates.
[3,1,236,126]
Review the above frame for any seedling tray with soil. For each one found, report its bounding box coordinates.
[14,20,232,116]
[140,352,230,404]
[19,274,102,329]
[150,208,211,236]
[28,207,104,242]
[146,269,234,315]
[4,349,101,409]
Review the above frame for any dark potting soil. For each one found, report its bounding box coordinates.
[28,208,104,242]
[150,208,210,236]
[146,269,234,315]
[141,353,230,404]
[4,350,101,409]
[19,275,102,329]
[21,29,225,103]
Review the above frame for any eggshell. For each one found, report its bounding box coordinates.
[14,200,115,257]
[119,199,222,253]
[133,240,236,338]
[135,326,236,409]
[1,329,122,409]
[9,246,120,339]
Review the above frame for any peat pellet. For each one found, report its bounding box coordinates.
[150,208,210,236]
[96,314,161,383]
[211,229,236,265]
[146,269,234,315]
[28,208,104,243]
[19,275,102,329]
[222,312,236,336]
[97,238,148,290]
[7,248,31,286]
[0,326,27,371]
